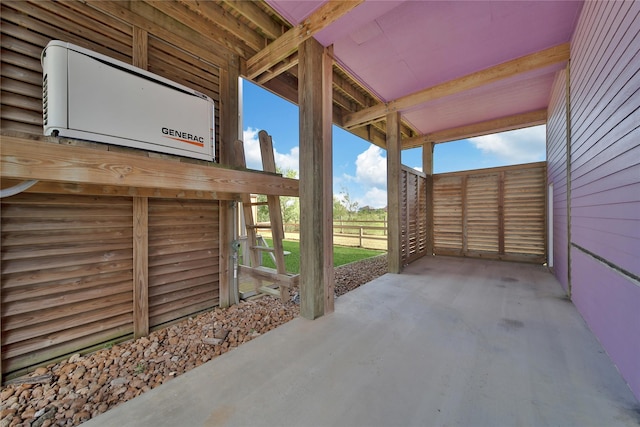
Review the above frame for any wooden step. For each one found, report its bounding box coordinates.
[246,201,269,206]
[246,224,272,229]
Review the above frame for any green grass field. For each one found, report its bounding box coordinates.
[258,239,385,274]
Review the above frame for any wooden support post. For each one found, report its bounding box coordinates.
[218,55,241,307]
[461,175,468,253]
[133,197,149,338]
[299,38,333,319]
[423,142,434,255]
[387,111,402,273]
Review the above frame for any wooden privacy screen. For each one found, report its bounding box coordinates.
[433,162,547,263]
[148,199,219,328]
[0,194,220,376]
[401,166,428,264]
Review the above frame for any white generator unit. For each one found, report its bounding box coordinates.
[42,40,215,161]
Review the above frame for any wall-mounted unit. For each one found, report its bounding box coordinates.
[42,40,215,161]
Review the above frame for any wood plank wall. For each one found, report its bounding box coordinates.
[546,69,570,291]
[0,1,232,378]
[0,0,222,160]
[566,0,640,399]
[0,194,134,373]
[433,162,547,263]
[400,166,428,264]
[148,199,219,328]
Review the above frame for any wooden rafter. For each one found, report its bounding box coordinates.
[221,0,283,40]
[402,109,548,149]
[343,43,570,129]
[246,0,363,79]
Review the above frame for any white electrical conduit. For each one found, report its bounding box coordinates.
[0,180,39,198]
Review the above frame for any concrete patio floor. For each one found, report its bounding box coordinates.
[84,256,640,427]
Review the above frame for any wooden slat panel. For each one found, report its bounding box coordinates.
[400,167,428,264]
[433,163,546,262]
[148,199,219,328]
[504,166,546,259]
[466,173,499,253]
[433,175,463,252]
[1,193,134,375]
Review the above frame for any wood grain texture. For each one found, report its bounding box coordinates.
[1,136,299,197]
[148,198,219,327]
[1,193,134,374]
[433,163,546,262]
[133,197,149,338]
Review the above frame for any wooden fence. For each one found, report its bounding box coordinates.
[433,162,547,263]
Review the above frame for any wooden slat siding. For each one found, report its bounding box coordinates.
[147,199,219,328]
[0,1,133,134]
[433,163,546,262]
[503,166,546,259]
[0,193,134,374]
[570,1,640,276]
[466,172,499,253]
[400,166,427,264]
[546,68,570,291]
[433,175,463,254]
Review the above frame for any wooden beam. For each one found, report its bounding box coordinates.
[181,1,266,52]
[0,136,299,197]
[219,55,242,307]
[221,0,283,40]
[343,43,570,129]
[299,37,333,319]
[423,142,434,256]
[386,111,403,273]
[246,0,362,79]
[402,109,548,149]
[132,27,148,70]
[425,109,542,144]
[256,52,298,85]
[323,45,335,315]
[133,197,149,338]
[0,178,237,200]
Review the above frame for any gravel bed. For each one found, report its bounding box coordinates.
[1,255,387,427]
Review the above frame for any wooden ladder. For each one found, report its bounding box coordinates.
[234,130,294,300]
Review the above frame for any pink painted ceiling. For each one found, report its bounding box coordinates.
[266,0,584,136]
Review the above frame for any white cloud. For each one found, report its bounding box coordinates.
[468,125,546,164]
[355,145,387,187]
[361,187,387,209]
[242,127,299,176]
[349,145,388,209]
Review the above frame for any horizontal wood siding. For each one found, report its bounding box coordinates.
[1,1,225,157]
[147,36,221,161]
[466,172,499,253]
[0,1,133,135]
[568,0,640,399]
[148,199,220,328]
[433,163,546,262]
[546,69,569,291]
[0,194,134,373]
[433,175,463,255]
[401,166,428,264]
[503,166,546,258]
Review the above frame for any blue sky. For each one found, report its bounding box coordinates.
[242,79,546,209]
